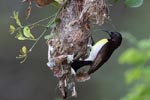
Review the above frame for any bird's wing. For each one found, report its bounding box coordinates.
[85,38,108,61]
[88,42,111,74]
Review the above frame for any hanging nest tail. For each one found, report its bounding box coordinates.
[47,0,108,99]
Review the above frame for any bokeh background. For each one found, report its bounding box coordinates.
[0,0,149,100]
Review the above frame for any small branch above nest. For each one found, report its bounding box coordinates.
[47,0,108,99]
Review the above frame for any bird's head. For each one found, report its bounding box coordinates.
[103,30,122,48]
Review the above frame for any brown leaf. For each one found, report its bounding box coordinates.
[34,0,54,7]
[26,6,32,19]
[22,0,28,3]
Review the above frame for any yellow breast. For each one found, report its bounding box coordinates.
[85,38,108,61]
[94,39,108,47]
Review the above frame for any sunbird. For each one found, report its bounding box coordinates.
[71,31,122,75]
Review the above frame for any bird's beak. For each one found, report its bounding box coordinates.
[101,30,111,37]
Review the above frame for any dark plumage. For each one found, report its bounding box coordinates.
[71,31,122,75]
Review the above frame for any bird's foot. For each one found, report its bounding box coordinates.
[75,72,90,82]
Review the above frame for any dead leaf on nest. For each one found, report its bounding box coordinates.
[23,0,54,7]
[34,0,54,7]
[22,0,54,19]
[26,6,32,19]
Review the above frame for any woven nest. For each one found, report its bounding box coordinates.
[47,0,108,99]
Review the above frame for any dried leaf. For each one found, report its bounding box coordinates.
[34,0,54,7]
[22,0,28,3]
[26,6,32,19]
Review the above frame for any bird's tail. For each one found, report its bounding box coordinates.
[71,60,92,72]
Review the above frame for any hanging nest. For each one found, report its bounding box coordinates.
[47,0,108,99]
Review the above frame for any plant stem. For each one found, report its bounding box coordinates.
[28,0,68,52]
[47,0,68,27]
[29,29,47,52]
[28,15,55,27]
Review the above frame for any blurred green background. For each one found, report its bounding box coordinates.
[0,0,149,100]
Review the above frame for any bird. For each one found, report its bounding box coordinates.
[71,31,122,75]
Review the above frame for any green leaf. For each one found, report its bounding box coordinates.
[51,18,61,28]
[51,1,61,8]
[48,18,61,28]
[21,46,27,54]
[15,32,27,40]
[119,48,145,65]
[18,37,27,40]
[16,46,28,63]
[11,11,22,27]
[138,39,150,50]
[54,18,61,24]
[125,68,141,84]
[147,51,150,60]
[52,18,61,28]
[16,55,26,59]
[9,25,16,34]
[44,34,54,40]
[142,67,150,83]
[121,84,150,100]
[20,46,27,55]
[23,26,35,39]
[54,0,64,4]
[124,0,143,8]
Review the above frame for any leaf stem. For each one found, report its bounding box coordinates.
[47,0,68,27]
[28,15,55,27]
[17,0,68,59]
[13,15,55,34]
[28,14,56,52]
[29,29,47,52]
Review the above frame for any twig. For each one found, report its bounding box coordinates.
[28,15,55,27]
[29,29,47,52]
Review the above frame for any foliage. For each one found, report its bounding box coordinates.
[119,32,150,100]
[124,0,143,8]
[16,46,28,63]
[115,0,144,8]
[9,1,64,63]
